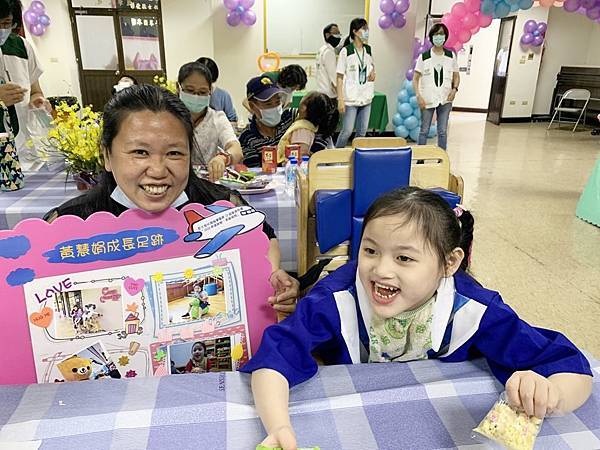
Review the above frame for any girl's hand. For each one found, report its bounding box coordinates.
[368,70,376,82]
[208,154,227,182]
[505,370,563,419]
[268,269,299,314]
[338,100,345,114]
[261,425,297,450]
[417,95,426,110]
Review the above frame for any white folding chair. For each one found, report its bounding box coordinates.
[548,89,591,132]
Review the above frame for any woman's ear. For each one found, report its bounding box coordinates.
[102,146,112,172]
[444,247,465,277]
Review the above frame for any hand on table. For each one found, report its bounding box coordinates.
[268,269,300,314]
[505,370,563,419]
[0,83,26,107]
[261,425,297,450]
[208,154,227,183]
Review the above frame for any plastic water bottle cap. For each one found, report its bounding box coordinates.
[290,159,297,165]
[302,155,309,161]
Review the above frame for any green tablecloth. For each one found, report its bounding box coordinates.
[291,91,389,133]
[576,157,600,227]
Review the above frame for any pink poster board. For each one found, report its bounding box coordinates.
[0,202,274,385]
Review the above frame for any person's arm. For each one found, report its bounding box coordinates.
[474,293,593,418]
[289,129,315,157]
[324,48,338,93]
[207,114,244,181]
[29,80,46,109]
[413,72,426,109]
[336,48,347,114]
[222,90,238,124]
[252,369,297,450]
[367,50,376,82]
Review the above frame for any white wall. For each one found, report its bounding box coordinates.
[532,7,595,116]
[502,6,549,118]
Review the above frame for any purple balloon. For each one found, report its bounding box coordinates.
[406,68,415,81]
[224,0,240,10]
[241,9,256,26]
[587,6,600,19]
[226,11,241,26]
[31,0,45,14]
[533,35,544,46]
[396,0,411,14]
[520,33,534,44]
[379,14,393,29]
[379,0,395,14]
[38,14,50,27]
[537,22,547,34]
[391,10,400,20]
[524,19,537,33]
[581,0,595,7]
[239,0,255,8]
[236,4,245,13]
[393,13,407,28]
[563,0,579,10]
[29,23,44,36]
[24,10,38,26]
[533,30,540,36]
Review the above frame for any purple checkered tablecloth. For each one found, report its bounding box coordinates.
[0,357,598,450]
[0,170,297,271]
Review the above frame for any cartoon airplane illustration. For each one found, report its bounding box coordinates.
[183,204,266,258]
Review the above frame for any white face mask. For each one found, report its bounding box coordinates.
[0,28,11,46]
[282,88,294,106]
[259,104,283,127]
[113,81,133,93]
[360,29,369,43]
[180,91,211,114]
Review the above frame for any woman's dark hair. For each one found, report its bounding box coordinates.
[428,23,449,45]
[343,17,368,47]
[177,61,213,88]
[119,74,139,85]
[302,92,339,139]
[196,57,219,83]
[0,0,23,30]
[323,23,338,40]
[279,64,307,90]
[192,341,206,353]
[363,187,468,271]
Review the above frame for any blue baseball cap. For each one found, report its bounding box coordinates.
[246,75,284,101]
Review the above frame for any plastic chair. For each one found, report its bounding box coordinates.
[548,89,591,132]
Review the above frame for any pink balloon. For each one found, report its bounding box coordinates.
[464,0,481,12]
[458,28,472,43]
[241,9,256,25]
[478,12,493,27]
[224,0,240,10]
[451,2,468,17]
[442,13,461,31]
[379,14,393,29]
[29,23,44,36]
[239,0,255,8]
[31,0,45,14]
[379,0,396,14]
[226,11,241,26]
[462,12,478,29]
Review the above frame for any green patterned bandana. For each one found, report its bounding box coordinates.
[368,295,436,363]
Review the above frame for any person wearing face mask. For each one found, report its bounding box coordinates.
[413,23,459,151]
[239,75,293,167]
[177,61,243,182]
[111,75,138,95]
[0,0,49,152]
[316,23,342,100]
[336,18,376,148]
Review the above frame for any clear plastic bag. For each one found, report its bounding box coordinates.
[472,392,543,450]
[23,107,63,169]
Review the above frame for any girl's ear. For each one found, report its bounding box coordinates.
[444,247,465,277]
[102,146,111,172]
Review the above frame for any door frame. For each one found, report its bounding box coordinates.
[486,16,516,125]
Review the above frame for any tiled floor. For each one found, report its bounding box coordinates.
[443,113,600,358]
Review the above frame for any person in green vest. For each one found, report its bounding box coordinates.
[277,91,338,162]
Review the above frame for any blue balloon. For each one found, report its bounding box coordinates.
[398,102,413,118]
[510,2,520,11]
[494,1,511,18]
[392,113,404,127]
[397,89,409,103]
[395,125,409,138]
[428,124,437,138]
[482,0,495,16]
[403,79,415,94]
[409,127,420,142]
[409,96,418,108]
[413,108,421,120]
[404,116,419,131]
[519,0,533,9]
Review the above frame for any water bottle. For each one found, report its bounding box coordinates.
[300,155,309,176]
[285,158,298,196]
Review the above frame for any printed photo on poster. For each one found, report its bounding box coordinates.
[167,335,239,375]
[56,340,121,382]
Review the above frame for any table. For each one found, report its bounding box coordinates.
[0,170,298,271]
[292,91,389,133]
[0,357,598,450]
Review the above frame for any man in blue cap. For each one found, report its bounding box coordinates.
[239,75,292,167]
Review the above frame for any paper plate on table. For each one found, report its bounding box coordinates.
[236,185,274,195]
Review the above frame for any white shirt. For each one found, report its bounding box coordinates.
[1,34,43,149]
[415,49,458,109]
[336,44,375,107]
[316,43,337,98]
[192,107,238,166]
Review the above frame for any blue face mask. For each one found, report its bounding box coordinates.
[432,35,446,48]
[360,29,369,43]
[0,28,11,46]
[180,91,210,113]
